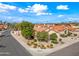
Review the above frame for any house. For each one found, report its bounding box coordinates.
[50,24,65,32]
[71,24,79,32]
[34,24,76,33]
[0,24,7,30]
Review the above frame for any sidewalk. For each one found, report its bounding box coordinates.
[11,31,79,56]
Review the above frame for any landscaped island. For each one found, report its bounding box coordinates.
[11,21,79,49]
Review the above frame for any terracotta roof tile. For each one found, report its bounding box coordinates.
[34,24,76,32]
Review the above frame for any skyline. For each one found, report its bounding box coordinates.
[0,2,79,23]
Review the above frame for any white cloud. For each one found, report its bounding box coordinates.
[18,8,28,13]
[0,3,17,12]
[0,9,7,12]
[36,12,52,15]
[7,16,13,19]
[31,4,47,13]
[56,5,69,10]
[0,3,16,10]
[68,17,79,21]
[18,6,31,13]
[58,15,64,17]
[18,4,52,15]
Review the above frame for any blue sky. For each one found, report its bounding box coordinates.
[0,2,79,23]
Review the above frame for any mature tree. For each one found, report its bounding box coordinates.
[21,28,33,39]
[14,23,21,30]
[20,21,34,39]
[20,21,34,30]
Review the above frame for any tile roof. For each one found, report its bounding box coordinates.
[34,24,76,32]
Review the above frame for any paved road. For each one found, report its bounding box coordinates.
[48,42,79,56]
[0,30,32,56]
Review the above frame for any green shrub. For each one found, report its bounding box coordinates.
[33,43,38,48]
[59,38,64,44]
[74,34,77,36]
[33,45,37,48]
[67,31,72,36]
[59,38,62,42]
[37,32,48,41]
[50,44,53,48]
[64,30,67,34]
[60,34,67,37]
[40,44,46,49]
[50,33,58,40]
[60,31,72,37]
[27,42,31,46]
[50,33,58,44]
[51,40,58,44]
[34,39,37,42]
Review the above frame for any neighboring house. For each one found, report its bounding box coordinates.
[0,24,7,30]
[50,24,65,32]
[34,23,78,40]
[71,24,79,32]
[34,24,76,33]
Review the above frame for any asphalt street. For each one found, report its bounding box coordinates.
[0,30,32,56]
[48,41,79,56]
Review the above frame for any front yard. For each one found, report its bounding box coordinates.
[12,30,79,50]
[11,21,79,50]
[11,30,79,55]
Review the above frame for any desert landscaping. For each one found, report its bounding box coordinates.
[11,21,79,49]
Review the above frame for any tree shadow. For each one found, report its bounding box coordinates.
[0,35,5,37]
[0,45,6,48]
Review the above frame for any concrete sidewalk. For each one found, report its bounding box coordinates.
[11,31,79,56]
